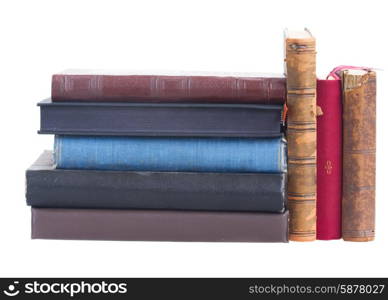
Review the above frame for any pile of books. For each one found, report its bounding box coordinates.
[25,29,377,242]
[26,70,289,242]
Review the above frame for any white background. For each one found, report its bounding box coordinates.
[0,0,387,277]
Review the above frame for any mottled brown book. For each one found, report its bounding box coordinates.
[341,69,376,242]
[51,70,286,104]
[284,29,317,241]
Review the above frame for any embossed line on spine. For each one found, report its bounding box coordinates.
[342,230,374,237]
[287,128,316,133]
[267,79,272,104]
[287,121,316,125]
[290,231,316,236]
[288,199,316,203]
[344,185,375,192]
[287,89,316,93]
[288,159,316,164]
[343,149,376,154]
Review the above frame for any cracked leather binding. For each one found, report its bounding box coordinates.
[284,29,317,241]
[341,69,376,242]
[52,70,286,104]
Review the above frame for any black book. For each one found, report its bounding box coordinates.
[38,99,283,137]
[26,151,286,213]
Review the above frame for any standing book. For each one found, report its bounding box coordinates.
[316,78,342,240]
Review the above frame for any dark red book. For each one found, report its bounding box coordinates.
[52,70,286,103]
[316,79,342,240]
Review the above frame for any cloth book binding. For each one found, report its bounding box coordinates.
[316,79,342,240]
[38,99,283,137]
[27,151,286,213]
[54,136,287,173]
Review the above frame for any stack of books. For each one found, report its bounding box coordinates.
[25,30,377,243]
[26,70,289,242]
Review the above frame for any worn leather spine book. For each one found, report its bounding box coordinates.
[316,79,342,240]
[51,70,286,104]
[284,29,317,241]
[31,208,289,242]
[54,136,287,173]
[341,69,376,242]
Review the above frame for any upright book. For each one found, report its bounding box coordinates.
[284,29,317,241]
[54,136,287,173]
[51,70,286,104]
[316,78,342,240]
[341,69,376,242]
[38,99,283,137]
[27,151,286,213]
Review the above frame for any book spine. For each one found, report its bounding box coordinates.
[26,151,286,212]
[285,31,317,241]
[52,74,286,104]
[54,136,286,173]
[341,70,376,241]
[32,208,289,242]
[38,100,283,138]
[316,79,342,240]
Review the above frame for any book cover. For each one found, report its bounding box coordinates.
[316,79,342,240]
[341,69,376,242]
[31,208,289,243]
[26,151,286,213]
[284,29,317,241]
[51,69,286,104]
[38,99,283,137]
[54,136,287,173]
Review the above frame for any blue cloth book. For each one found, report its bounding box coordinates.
[54,136,286,173]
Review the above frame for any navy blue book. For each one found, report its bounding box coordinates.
[55,136,286,173]
[27,151,286,213]
[38,99,283,137]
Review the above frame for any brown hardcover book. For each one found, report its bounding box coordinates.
[341,69,376,242]
[31,208,289,243]
[284,29,317,241]
[51,70,286,104]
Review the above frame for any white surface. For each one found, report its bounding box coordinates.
[0,0,387,277]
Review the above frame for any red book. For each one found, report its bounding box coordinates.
[51,70,286,104]
[316,79,342,240]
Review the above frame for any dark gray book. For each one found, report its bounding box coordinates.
[38,99,283,137]
[26,151,286,213]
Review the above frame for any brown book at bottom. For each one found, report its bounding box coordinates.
[31,208,289,243]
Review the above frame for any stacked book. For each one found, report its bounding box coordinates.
[24,30,377,243]
[26,70,289,242]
